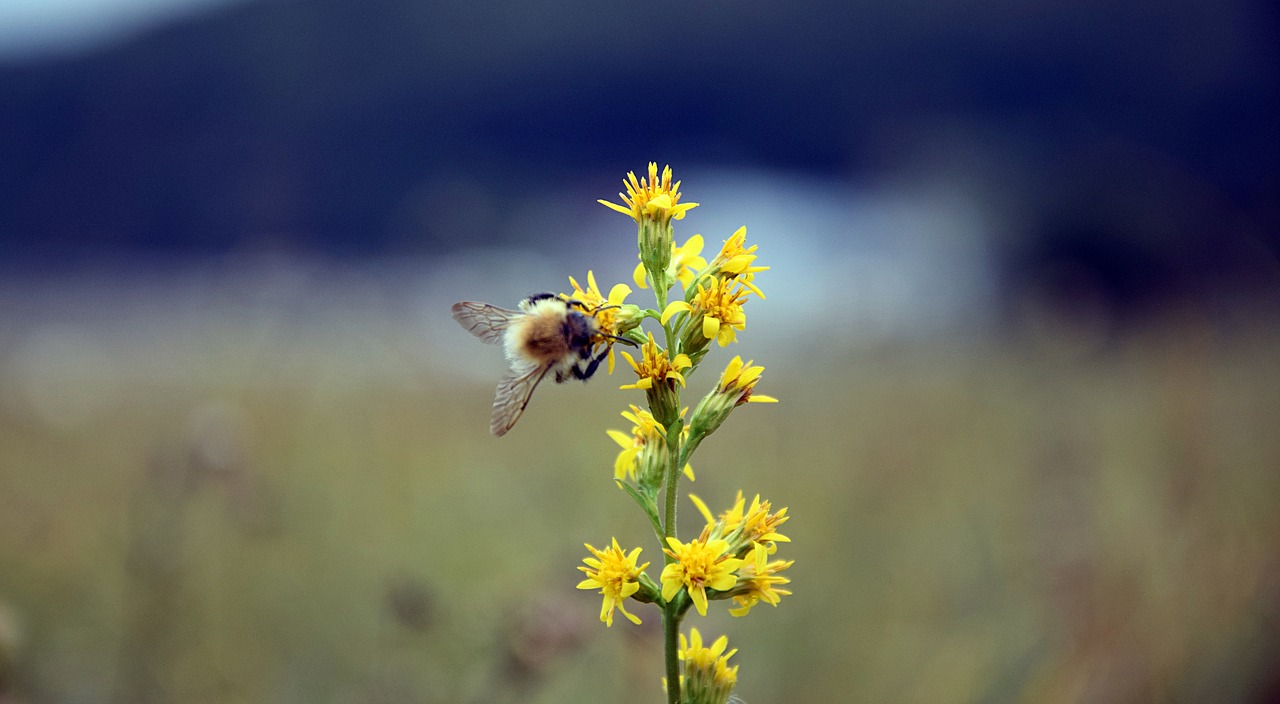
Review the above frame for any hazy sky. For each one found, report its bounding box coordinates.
[0,0,239,59]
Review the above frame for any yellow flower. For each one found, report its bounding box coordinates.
[619,333,692,391]
[660,536,744,617]
[686,356,777,441]
[728,542,793,617]
[690,491,791,556]
[565,271,633,374]
[663,278,753,350]
[620,333,692,426]
[739,495,790,551]
[702,226,768,298]
[677,628,739,704]
[576,538,649,627]
[691,358,778,440]
[597,162,699,225]
[607,405,694,486]
[716,355,778,406]
[633,234,708,290]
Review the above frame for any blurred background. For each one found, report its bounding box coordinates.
[2,0,1279,701]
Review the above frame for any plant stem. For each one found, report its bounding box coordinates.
[654,271,682,703]
[663,428,681,553]
[661,415,683,702]
[663,603,681,704]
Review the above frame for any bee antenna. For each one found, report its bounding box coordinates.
[601,332,639,347]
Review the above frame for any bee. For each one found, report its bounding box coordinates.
[452,293,636,436]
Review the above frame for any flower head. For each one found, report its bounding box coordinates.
[576,538,649,627]
[600,163,699,294]
[564,271,636,374]
[716,355,777,405]
[660,536,744,617]
[675,629,739,704]
[620,333,692,391]
[608,405,694,489]
[598,163,699,225]
[620,332,692,425]
[727,542,793,617]
[701,226,768,298]
[689,356,778,439]
[691,490,791,556]
[663,278,754,357]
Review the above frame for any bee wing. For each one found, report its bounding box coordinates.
[491,360,552,436]
[452,301,520,345]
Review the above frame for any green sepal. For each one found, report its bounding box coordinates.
[634,572,664,604]
[617,479,664,542]
[669,589,692,618]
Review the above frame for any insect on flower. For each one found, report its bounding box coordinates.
[452,293,638,436]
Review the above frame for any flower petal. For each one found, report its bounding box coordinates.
[684,234,705,257]
[661,301,693,325]
[716,325,736,346]
[702,315,721,341]
[607,429,633,449]
[690,586,709,616]
[688,494,714,524]
[608,283,632,304]
[598,199,634,216]
[619,350,640,372]
[618,602,643,625]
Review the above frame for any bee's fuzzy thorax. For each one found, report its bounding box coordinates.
[505,297,578,368]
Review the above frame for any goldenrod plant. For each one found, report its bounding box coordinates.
[590,163,791,704]
[457,163,791,703]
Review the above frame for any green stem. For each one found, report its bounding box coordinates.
[663,428,681,550]
[660,416,683,702]
[663,602,681,704]
[652,259,684,703]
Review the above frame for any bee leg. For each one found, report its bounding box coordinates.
[571,346,609,381]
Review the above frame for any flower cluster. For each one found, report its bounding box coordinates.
[667,629,740,704]
[574,164,793,703]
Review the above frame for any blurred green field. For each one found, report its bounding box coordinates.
[2,309,1279,703]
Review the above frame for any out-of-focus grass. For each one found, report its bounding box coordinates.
[2,307,1279,703]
